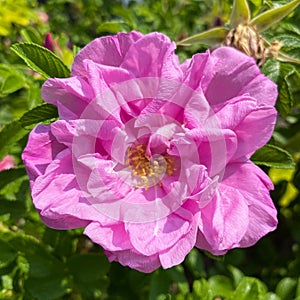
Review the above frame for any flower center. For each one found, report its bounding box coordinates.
[126,144,176,189]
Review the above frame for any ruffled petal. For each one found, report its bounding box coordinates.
[197,185,249,254]
[231,106,277,159]
[181,51,210,91]
[105,249,161,273]
[72,31,144,75]
[121,32,182,79]
[221,162,277,247]
[159,216,198,268]
[31,150,101,229]
[202,47,277,107]
[84,221,132,251]
[22,124,66,182]
[82,59,133,96]
[125,209,193,256]
[42,77,94,120]
[213,95,277,159]
[196,162,277,254]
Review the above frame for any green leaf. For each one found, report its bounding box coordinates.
[20,28,43,44]
[8,234,66,278]
[25,276,68,300]
[282,23,300,36]
[251,144,295,169]
[19,103,58,127]
[230,0,251,27]
[275,277,298,300]
[149,269,173,300]
[1,75,24,95]
[208,275,234,299]
[166,266,190,295]
[286,130,300,154]
[248,0,263,14]
[0,64,25,96]
[177,27,229,46]
[228,265,244,288]
[0,198,26,218]
[275,34,300,48]
[296,278,300,297]
[67,253,110,298]
[192,279,213,300]
[0,119,28,158]
[67,253,110,282]
[0,104,58,158]
[10,42,70,79]
[261,59,296,116]
[261,293,281,300]
[0,239,18,269]
[0,233,69,300]
[250,0,300,32]
[0,168,27,191]
[294,166,300,190]
[42,228,75,258]
[97,21,130,33]
[203,250,225,261]
[185,249,206,279]
[233,277,267,299]
[271,34,300,63]
[277,51,300,64]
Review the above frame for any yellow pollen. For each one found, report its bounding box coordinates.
[127,144,175,189]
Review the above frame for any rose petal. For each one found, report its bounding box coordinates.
[197,185,249,253]
[125,210,193,256]
[202,47,277,107]
[222,162,277,247]
[105,249,161,273]
[42,77,94,120]
[121,32,182,79]
[22,124,66,182]
[31,150,102,229]
[72,31,144,75]
[83,59,133,96]
[84,221,132,251]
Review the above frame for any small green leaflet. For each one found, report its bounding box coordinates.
[0,168,27,191]
[97,21,130,33]
[251,144,295,169]
[0,239,18,269]
[0,120,27,159]
[233,277,268,300]
[177,27,229,46]
[0,64,25,96]
[250,0,300,32]
[0,104,58,158]
[20,103,58,127]
[275,277,299,300]
[230,0,251,28]
[10,42,70,79]
[262,59,298,116]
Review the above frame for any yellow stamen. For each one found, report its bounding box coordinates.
[126,144,175,189]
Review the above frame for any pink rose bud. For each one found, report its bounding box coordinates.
[0,155,15,171]
[43,32,62,55]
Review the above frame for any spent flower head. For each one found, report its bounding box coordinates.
[178,0,300,65]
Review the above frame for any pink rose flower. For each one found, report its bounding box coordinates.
[0,155,15,171]
[22,31,278,273]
